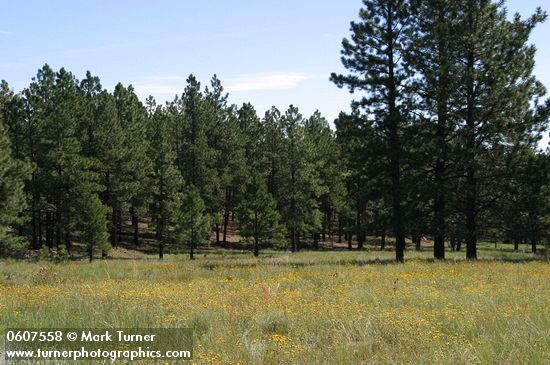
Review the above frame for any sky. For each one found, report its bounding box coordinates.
[1,0,549,146]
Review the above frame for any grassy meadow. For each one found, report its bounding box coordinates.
[0,245,549,364]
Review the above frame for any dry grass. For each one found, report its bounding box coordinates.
[0,246,549,364]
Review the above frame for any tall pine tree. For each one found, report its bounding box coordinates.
[332,0,412,262]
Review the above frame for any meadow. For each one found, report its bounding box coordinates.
[0,245,549,364]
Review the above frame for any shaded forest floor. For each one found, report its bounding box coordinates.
[1,246,549,364]
[18,214,549,262]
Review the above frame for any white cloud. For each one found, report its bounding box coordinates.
[130,72,324,101]
[128,76,184,98]
[225,72,323,92]
[132,83,184,97]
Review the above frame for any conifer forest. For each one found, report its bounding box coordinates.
[2,0,549,263]
[1,1,550,363]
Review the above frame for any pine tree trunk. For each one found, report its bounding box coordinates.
[131,210,139,246]
[38,211,43,248]
[357,233,364,250]
[290,228,297,252]
[433,6,449,261]
[415,235,422,251]
[88,245,93,262]
[64,232,70,252]
[466,182,477,260]
[215,223,220,246]
[155,224,162,240]
[386,6,405,263]
[222,187,231,248]
[116,209,122,235]
[465,176,477,260]
[46,212,53,248]
[31,192,38,249]
[465,8,477,261]
[531,238,537,253]
[313,233,319,249]
[253,236,259,257]
[380,231,386,250]
[111,205,118,248]
[159,241,164,260]
[156,215,163,241]
[450,235,456,251]
[514,237,519,251]
[347,217,353,249]
[55,211,61,248]
[433,206,445,259]
[18,220,23,237]
[356,210,364,250]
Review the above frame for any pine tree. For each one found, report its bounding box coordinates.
[174,186,211,260]
[178,76,215,189]
[236,172,282,256]
[331,0,412,262]
[173,75,217,237]
[83,89,126,251]
[113,83,153,247]
[78,71,104,159]
[77,194,109,262]
[453,0,547,259]
[261,107,285,197]
[238,103,263,170]
[24,66,101,251]
[21,65,56,249]
[204,76,244,247]
[279,105,322,251]
[304,111,345,248]
[406,0,463,259]
[147,99,182,258]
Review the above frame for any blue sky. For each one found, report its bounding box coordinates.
[1,0,549,146]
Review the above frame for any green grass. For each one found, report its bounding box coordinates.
[0,244,549,364]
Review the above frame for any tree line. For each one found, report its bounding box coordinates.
[0,68,343,261]
[1,0,549,263]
